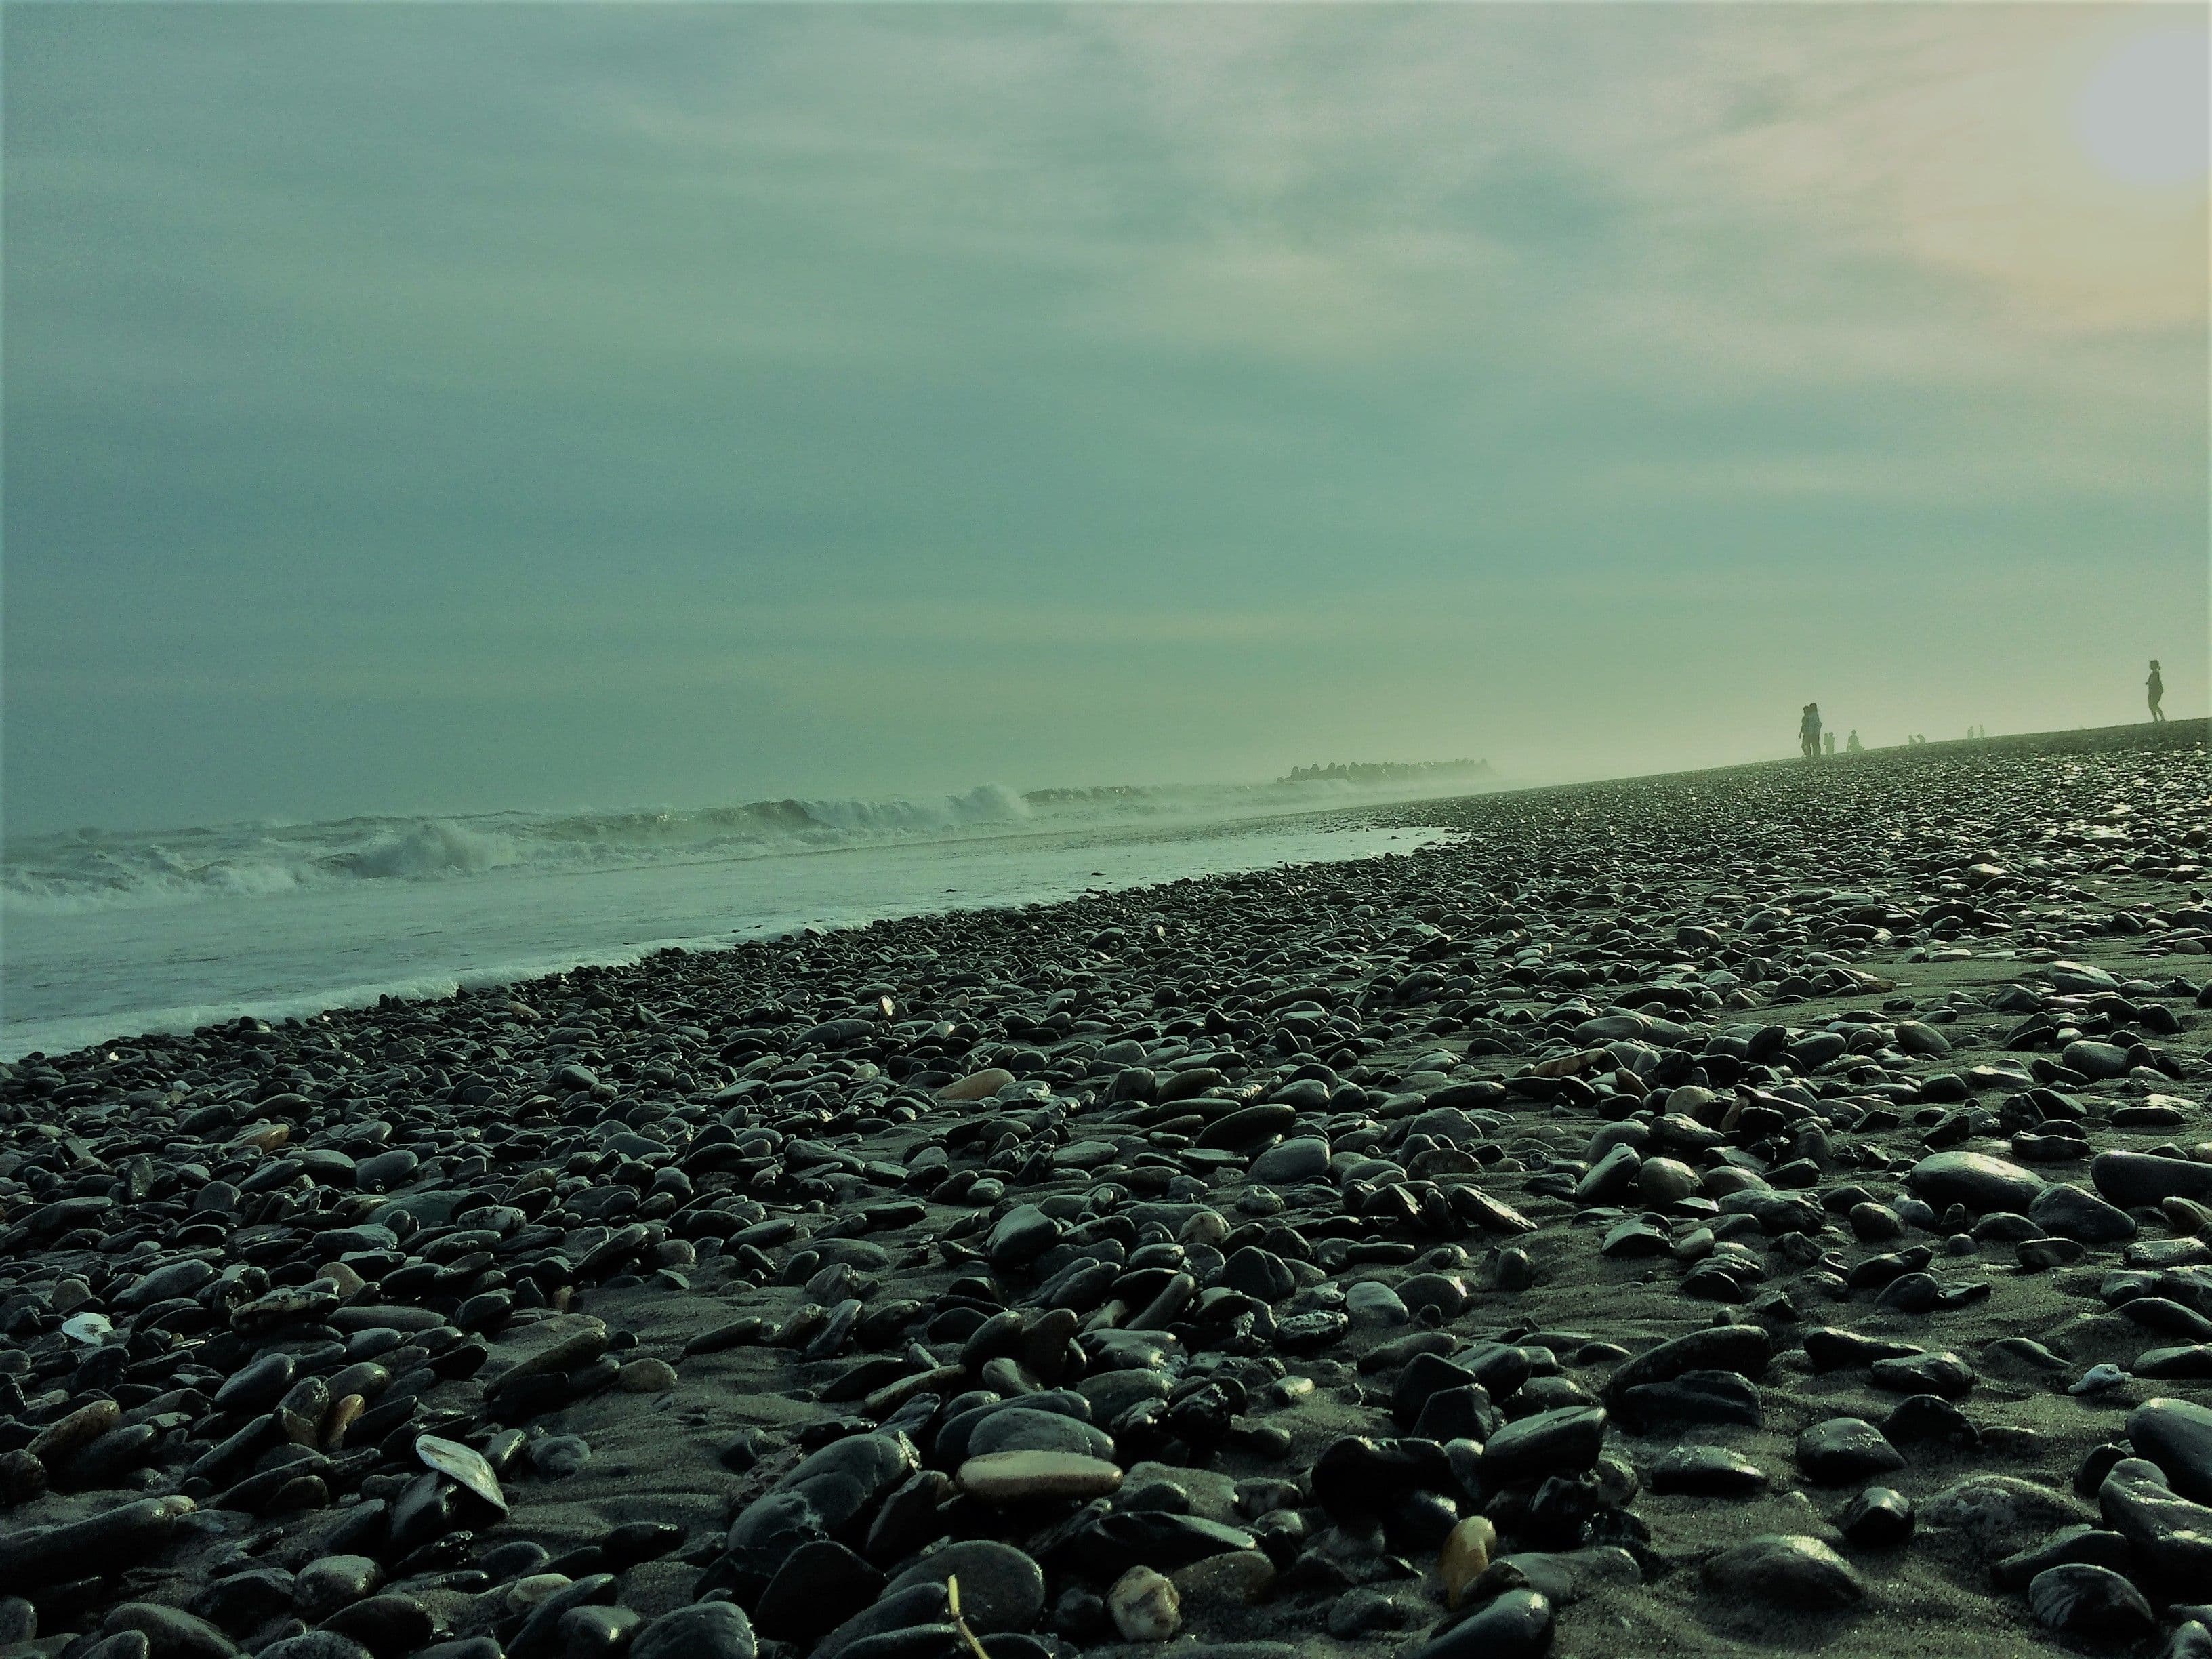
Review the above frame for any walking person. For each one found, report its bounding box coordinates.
[1800,702,1822,760]
[2148,660,2167,723]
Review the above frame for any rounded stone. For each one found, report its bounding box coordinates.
[1795,1418,1904,1484]
[1249,1138,1331,1185]
[1702,1535,1864,1608]
[1906,1152,2045,1214]
[630,1603,756,1659]
[2029,1564,2155,1640]
[1401,1589,1554,1659]
[1476,1406,1607,1485]
[886,1542,1045,1635]
[2129,1398,2212,1504]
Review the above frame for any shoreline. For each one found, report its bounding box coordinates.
[9,717,2200,1068]
[0,714,2207,1659]
[0,819,1454,1065]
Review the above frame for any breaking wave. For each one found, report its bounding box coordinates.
[4,771,1493,915]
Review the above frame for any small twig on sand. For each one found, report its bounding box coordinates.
[949,1574,991,1659]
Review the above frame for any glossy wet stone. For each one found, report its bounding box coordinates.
[1650,1447,1767,1497]
[1399,1589,1554,1659]
[1796,1418,1906,1484]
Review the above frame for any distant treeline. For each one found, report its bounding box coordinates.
[1279,759,1494,785]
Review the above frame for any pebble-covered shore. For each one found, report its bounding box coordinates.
[4,718,2210,1659]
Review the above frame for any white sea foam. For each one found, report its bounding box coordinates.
[3,772,1490,914]
[1,815,1462,1059]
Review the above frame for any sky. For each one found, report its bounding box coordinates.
[5,3,2207,837]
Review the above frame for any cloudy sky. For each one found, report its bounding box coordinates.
[5,3,2205,834]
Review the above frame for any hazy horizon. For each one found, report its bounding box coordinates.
[7,4,2207,839]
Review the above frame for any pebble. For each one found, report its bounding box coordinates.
[2130,1397,2212,1503]
[1837,1487,1915,1547]
[1703,1535,1865,1608]
[1401,1589,1555,1659]
[630,1603,756,1659]
[1907,1151,2045,1214]
[2029,1563,2156,1640]
[1651,1446,1767,1496]
[616,1359,678,1393]
[958,1452,1124,1503]
[2100,1458,2212,1586]
[1796,1418,1906,1483]
[1477,1406,1607,1484]
[1107,1566,1179,1641]
[1248,1138,1331,1185]
[1437,1516,1496,1608]
[2095,1152,2212,1208]
[884,1541,1046,1634]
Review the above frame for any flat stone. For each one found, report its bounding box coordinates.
[957,1452,1124,1504]
[2029,1184,2137,1245]
[1617,1369,1763,1429]
[2062,1041,2132,1081]
[941,1069,1017,1101]
[1249,1138,1330,1185]
[1702,1535,1863,1609]
[2029,1564,2155,1641]
[1869,1351,1975,1399]
[968,1407,1115,1462]
[1907,1152,2045,1214]
[1604,1326,1771,1406]
[1992,1525,2133,1591]
[2095,1152,2212,1209]
[1649,1447,1767,1496]
[1925,1475,2085,1551]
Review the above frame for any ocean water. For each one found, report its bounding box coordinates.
[2,785,1464,1059]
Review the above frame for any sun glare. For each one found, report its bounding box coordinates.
[2073,26,2211,188]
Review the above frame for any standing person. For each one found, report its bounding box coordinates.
[1801,702,1822,760]
[1847,730,1862,752]
[2149,660,2167,722]
[1824,729,1835,756]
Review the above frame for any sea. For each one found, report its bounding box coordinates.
[1,777,1474,1061]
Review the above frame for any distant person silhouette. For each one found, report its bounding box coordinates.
[2149,660,2167,722]
[1800,703,1822,759]
[1824,730,1836,756]
[1847,730,1862,752]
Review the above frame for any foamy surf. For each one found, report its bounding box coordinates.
[1,814,1459,1059]
[3,771,1493,915]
